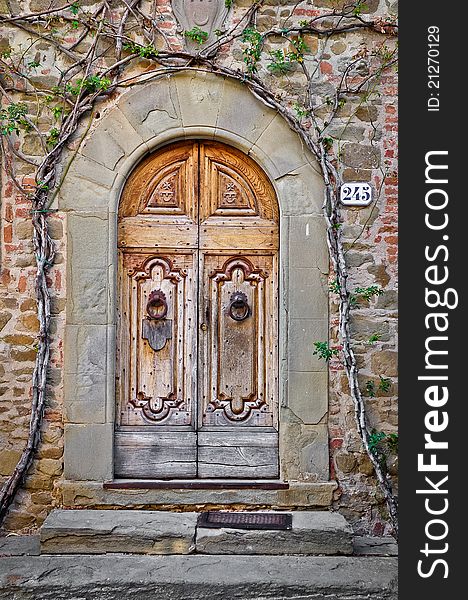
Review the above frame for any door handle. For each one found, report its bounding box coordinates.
[200,323,208,332]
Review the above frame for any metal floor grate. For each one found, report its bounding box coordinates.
[198,511,292,530]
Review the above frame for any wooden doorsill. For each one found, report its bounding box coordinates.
[103,479,290,490]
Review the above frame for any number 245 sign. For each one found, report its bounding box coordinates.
[340,182,373,207]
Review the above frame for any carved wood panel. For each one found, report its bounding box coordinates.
[199,255,278,428]
[116,141,279,479]
[118,252,197,427]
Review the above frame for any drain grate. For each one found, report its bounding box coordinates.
[198,511,292,530]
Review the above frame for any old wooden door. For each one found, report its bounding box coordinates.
[115,141,279,479]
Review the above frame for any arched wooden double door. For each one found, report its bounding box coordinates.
[115,141,279,479]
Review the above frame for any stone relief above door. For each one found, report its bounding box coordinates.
[115,140,279,479]
[171,0,230,46]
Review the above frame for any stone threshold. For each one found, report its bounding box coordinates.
[60,480,337,508]
[103,479,289,490]
[39,509,354,556]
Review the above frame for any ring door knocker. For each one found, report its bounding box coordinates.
[146,289,168,320]
[228,291,250,322]
[142,290,172,351]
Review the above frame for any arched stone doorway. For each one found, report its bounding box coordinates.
[59,72,334,507]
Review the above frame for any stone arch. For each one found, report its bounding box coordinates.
[59,71,334,508]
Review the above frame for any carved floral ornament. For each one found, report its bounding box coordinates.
[171,0,231,45]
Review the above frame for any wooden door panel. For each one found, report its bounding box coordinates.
[199,254,278,428]
[200,225,278,251]
[118,251,197,427]
[114,431,197,478]
[197,430,278,478]
[119,140,198,222]
[199,142,279,225]
[118,219,198,249]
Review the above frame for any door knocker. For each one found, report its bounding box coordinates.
[228,291,250,322]
[146,289,168,320]
[142,290,172,351]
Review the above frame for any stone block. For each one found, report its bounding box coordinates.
[353,536,398,556]
[119,79,181,142]
[58,178,113,212]
[216,78,276,144]
[175,72,224,129]
[68,267,108,325]
[288,318,328,372]
[371,350,398,377]
[345,251,374,268]
[64,372,107,424]
[275,163,324,216]
[288,371,328,424]
[64,324,108,376]
[195,511,352,555]
[63,424,113,480]
[355,105,379,122]
[341,143,380,169]
[276,482,336,507]
[80,107,145,170]
[326,123,365,142]
[67,213,109,268]
[375,289,397,309]
[289,267,328,319]
[65,154,117,189]
[350,316,391,343]
[280,423,329,481]
[254,114,311,177]
[0,311,12,332]
[59,481,335,509]
[289,216,329,272]
[342,167,372,182]
[0,448,22,476]
[0,535,40,556]
[40,510,197,555]
[335,453,357,474]
[300,425,329,480]
[0,554,398,599]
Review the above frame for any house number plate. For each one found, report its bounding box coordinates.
[340,182,373,207]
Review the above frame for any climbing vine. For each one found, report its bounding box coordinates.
[0,0,398,536]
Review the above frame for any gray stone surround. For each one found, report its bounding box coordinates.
[57,71,330,505]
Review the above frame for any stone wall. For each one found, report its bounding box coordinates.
[0,0,398,534]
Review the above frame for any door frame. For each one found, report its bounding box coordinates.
[61,72,332,507]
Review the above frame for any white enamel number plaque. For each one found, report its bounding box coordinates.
[340,182,373,207]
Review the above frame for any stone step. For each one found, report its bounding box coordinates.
[0,554,398,600]
[40,510,198,555]
[40,509,353,556]
[196,510,353,555]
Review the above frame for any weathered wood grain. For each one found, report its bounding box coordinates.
[114,431,197,478]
